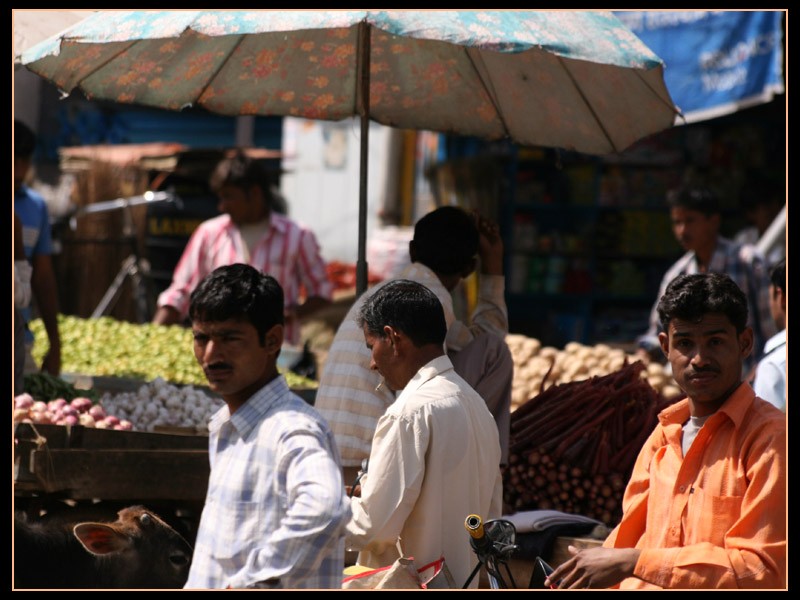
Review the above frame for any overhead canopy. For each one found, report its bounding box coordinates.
[614,10,785,124]
[13,9,93,66]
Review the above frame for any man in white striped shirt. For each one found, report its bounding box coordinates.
[153,152,332,345]
[184,264,349,589]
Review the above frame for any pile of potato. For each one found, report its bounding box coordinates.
[505,334,682,411]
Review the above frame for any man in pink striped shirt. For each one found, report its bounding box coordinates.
[153,152,332,345]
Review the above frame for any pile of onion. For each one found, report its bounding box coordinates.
[13,393,132,430]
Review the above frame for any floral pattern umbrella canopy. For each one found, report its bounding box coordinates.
[22,10,680,292]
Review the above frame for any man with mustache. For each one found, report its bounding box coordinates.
[547,273,786,589]
[184,264,350,589]
[636,185,775,375]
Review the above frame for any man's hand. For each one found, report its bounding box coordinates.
[545,545,639,589]
[345,485,362,498]
[41,344,62,377]
[472,211,503,276]
[152,305,182,326]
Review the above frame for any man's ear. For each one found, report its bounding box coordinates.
[739,326,754,360]
[658,331,670,359]
[383,326,402,352]
[265,324,284,355]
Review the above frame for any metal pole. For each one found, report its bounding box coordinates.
[755,204,786,260]
[355,20,370,297]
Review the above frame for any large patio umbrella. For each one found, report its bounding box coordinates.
[20,10,681,295]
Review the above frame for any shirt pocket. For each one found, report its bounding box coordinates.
[685,489,743,546]
[212,500,266,570]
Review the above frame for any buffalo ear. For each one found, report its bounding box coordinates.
[73,523,131,555]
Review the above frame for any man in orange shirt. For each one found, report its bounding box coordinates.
[547,272,786,590]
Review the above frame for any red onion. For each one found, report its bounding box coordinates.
[88,405,107,420]
[70,397,94,413]
[14,394,34,410]
[48,398,67,411]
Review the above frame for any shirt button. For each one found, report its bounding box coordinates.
[679,485,686,492]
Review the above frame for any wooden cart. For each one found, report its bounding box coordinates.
[14,422,210,501]
[14,422,211,543]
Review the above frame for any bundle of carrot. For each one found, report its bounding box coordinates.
[502,360,681,526]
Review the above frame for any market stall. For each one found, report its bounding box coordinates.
[13,315,318,546]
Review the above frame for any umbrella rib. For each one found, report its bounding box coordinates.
[194,34,248,109]
[631,67,686,123]
[555,55,620,154]
[67,41,138,96]
[464,47,511,137]
[557,56,683,153]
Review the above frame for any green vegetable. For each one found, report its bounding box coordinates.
[29,315,318,389]
[23,372,99,403]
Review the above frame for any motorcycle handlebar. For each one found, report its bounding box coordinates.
[465,514,493,552]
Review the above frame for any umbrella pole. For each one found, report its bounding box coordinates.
[355,20,370,297]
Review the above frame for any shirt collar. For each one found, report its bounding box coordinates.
[207,375,290,437]
[659,380,755,432]
[394,355,454,404]
[265,211,290,234]
[764,329,786,354]
[221,211,289,235]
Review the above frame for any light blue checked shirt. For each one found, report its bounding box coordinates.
[185,376,350,589]
[638,236,776,373]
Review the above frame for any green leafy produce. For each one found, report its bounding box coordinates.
[29,315,318,389]
[23,372,99,402]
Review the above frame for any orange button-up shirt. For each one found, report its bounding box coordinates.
[603,382,786,589]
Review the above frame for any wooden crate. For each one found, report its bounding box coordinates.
[14,423,209,502]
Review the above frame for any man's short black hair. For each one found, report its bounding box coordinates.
[189,263,284,344]
[357,279,447,348]
[208,151,276,205]
[657,272,748,334]
[410,206,479,276]
[769,259,786,294]
[666,185,719,217]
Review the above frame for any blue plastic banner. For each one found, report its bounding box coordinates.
[614,11,784,123]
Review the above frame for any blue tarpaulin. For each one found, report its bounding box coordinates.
[614,11,784,124]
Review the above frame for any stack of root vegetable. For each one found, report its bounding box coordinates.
[505,334,683,412]
[503,359,681,527]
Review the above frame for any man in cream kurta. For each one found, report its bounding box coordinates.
[345,280,503,589]
[316,207,511,486]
